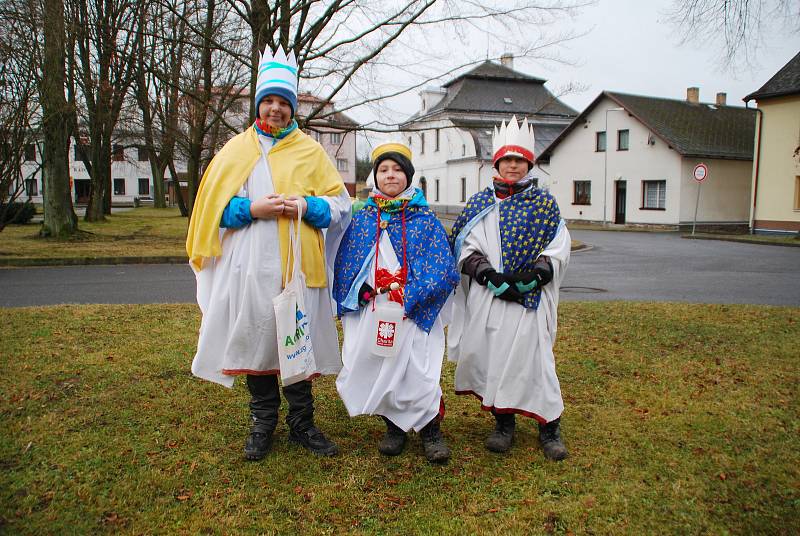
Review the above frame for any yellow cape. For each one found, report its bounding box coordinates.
[186,126,345,287]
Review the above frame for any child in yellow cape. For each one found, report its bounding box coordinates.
[186,46,351,460]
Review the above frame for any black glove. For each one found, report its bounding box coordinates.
[511,257,553,293]
[357,282,374,307]
[475,268,524,302]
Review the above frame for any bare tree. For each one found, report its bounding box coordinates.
[68,0,143,221]
[41,0,79,236]
[667,0,800,69]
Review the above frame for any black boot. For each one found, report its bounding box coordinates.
[420,418,450,464]
[244,375,280,461]
[378,416,407,456]
[485,411,516,453]
[538,418,568,461]
[288,425,339,457]
[284,380,339,457]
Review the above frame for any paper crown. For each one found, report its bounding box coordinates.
[492,115,536,166]
[255,46,298,116]
[370,141,412,163]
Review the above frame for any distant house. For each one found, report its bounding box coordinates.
[744,51,800,235]
[399,56,577,210]
[297,93,358,196]
[16,136,179,207]
[537,89,756,229]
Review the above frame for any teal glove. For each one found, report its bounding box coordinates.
[514,279,538,293]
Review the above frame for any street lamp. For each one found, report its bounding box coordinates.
[604,107,624,223]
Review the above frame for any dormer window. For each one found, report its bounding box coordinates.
[503,98,512,104]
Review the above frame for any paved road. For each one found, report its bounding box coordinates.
[1,231,798,307]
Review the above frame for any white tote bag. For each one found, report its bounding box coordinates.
[272,215,317,386]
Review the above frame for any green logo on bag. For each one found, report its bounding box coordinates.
[284,305,308,347]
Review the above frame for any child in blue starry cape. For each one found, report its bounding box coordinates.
[447,116,572,461]
[333,142,459,464]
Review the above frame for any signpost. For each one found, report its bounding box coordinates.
[691,163,708,235]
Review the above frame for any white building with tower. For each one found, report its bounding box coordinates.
[399,56,577,214]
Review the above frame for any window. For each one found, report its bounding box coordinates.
[595,131,606,152]
[795,176,800,210]
[112,144,124,161]
[460,177,466,203]
[420,132,425,154]
[408,136,412,147]
[435,129,440,152]
[617,129,629,151]
[311,131,321,142]
[137,146,148,161]
[336,158,348,171]
[113,178,126,195]
[435,179,440,202]
[330,132,342,145]
[573,180,591,205]
[642,180,666,209]
[24,144,36,161]
[138,178,150,196]
[462,144,466,157]
[25,178,38,196]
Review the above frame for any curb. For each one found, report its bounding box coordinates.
[682,235,800,248]
[0,256,189,267]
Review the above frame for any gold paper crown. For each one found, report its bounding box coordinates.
[371,142,412,163]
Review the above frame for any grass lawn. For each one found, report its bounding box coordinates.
[0,208,188,261]
[1,302,798,534]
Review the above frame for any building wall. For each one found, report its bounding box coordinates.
[678,158,751,224]
[404,118,483,206]
[543,97,685,225]
[309,128,356,194]
[750,95,800,232]
[14,140,176,206]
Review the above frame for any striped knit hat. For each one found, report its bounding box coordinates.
[255,46,298,117]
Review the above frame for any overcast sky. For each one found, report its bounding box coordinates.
[351,0,799,133]
[533,0,800,111]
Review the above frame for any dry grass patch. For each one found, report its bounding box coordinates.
[0,302,798,534]
[0,208,188,260]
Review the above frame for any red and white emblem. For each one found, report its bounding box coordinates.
[376,320,397,347]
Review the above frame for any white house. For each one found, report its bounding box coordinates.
[13,91,360,207]
[15,137,179,207]
[399,57,577,212]
[536,89,756,229]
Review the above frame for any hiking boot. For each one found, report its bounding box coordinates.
[378,417,407,456]
[420,419,450,464]
[244,430,273,461]
[485,412,516,453]
[538,418,568,461]
[289,425,339,457]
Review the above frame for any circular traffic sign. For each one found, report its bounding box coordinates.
[693,163,708,182]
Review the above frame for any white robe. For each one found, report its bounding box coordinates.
[191,135,351,387]
[447,204,570,422]
[336,232,451,432]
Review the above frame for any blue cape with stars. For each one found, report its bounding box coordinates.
[449,184,562,310]
[333,188,460,333]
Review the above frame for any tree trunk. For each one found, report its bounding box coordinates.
[85,138,110,221]
[40,0,78,237]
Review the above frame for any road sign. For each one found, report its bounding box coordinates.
[693,163,708,182]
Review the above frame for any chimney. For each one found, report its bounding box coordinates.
[500,53,513,69]
[716,92,727,106]
[686,87,699,104]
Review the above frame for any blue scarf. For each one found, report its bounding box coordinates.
[449,184,561,310]
[333,188,459,333]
